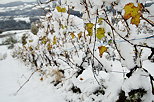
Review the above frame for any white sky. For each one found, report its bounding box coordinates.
[0,0,36,4]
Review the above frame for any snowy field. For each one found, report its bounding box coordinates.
[0,49,65,102]
[0,31,65,102]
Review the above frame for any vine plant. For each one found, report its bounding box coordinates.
[14,0,154,101]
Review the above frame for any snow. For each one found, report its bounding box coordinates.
[0,46,65,102]
[0,3,34,12]
[14,17,30,23]
[0,8,6,12]
[0,0,35,4]
[146,4,154,19]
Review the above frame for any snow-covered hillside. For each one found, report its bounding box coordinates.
[0,1,45,32]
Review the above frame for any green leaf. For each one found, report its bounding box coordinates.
[96,27,105,40]
[86,23,94,36]
[98,17,104,24]
[53,36,57,45]
[108,39,112,44]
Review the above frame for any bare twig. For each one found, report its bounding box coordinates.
[15,69,38,95]
[103,9,125,60]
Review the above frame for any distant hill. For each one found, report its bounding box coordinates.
[0,1,46,32]
[0,1,34,7]
[0,1,46,16]
[0,1,82,32]
[0,17,40,32]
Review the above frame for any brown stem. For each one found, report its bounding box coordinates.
[141,15,154,27]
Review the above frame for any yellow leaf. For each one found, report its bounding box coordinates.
[96,28,105,40]
[131,6,141,18]
[98,18,104,24]
[53,36,57,45]
[137,3,143,11]
[78,32,82,39]
[35,46,39,50]
[86,23,94,36]
[123,3,143,26]
[70,33,75,39]
[29,40,33,42]
[56,6,61,12]
[131,14,140,26]
[86,23,94,29]
[29,46,33,51]
[61,8,66,12]
[61,24,67,29]
[47,43,52,50]
[56,6,66,13]
[41,36,48,44]
[124,3,134,20]
[98,46,107,57]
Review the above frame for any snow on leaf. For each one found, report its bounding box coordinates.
[56,6,66,13]
[96,27,105,40]
[86,23,94,36]
[98,46,107,57]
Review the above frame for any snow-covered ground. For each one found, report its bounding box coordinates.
[0,46,65,102]
[1,44,154,102]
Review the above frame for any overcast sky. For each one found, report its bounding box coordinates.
[0,0,36,4]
